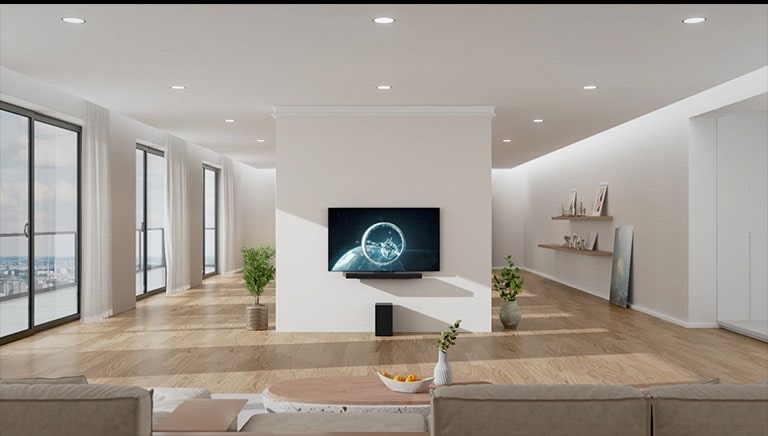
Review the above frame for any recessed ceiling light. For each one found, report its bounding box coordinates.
[533,119,544,123]
[170,85,186,90]
[502,139,512,143]
[682,17,706,24]
[582,85,598,90]
[224,119,236,123]
[61,17,86,24]
[373,17,395,24]
[376,85,392,90]
[256,139,265,143]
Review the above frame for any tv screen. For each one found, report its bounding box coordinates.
[328,207,440,272]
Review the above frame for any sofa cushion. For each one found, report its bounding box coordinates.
[0,383,152,436]
[0,375,88,385]
[644,383,768,436]
[150,387,211,428]
[430,384,649,436]
[241,412,428,432]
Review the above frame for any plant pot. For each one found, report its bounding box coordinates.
[499,300,522,329]
[433,351,453,386]
[246,304,268,331]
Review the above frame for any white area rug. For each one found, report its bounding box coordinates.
[211,392,266,431]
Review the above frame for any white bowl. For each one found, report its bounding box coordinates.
[375,370,434,393]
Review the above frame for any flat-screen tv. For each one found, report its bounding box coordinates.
[328,207,440,272]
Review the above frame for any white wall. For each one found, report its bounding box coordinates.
[274,106,494,332]
[234,164,275,254]
[688,118,718,325]
[715,112,768,322]
[492,169,527,268]
[496,67,767,326]
[1,67,271,317]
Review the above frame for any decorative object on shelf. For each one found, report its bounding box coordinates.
[242,244,276,330]
[592,182,608,216]
[375,370,434,393]
[586,232,597,251]
[564,233,588,250]
[568,190,578,216]
[434,319,461,386]
[576,234,585,250]
[493,255,524,329]
[609,226,633,308]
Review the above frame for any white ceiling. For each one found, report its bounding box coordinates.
[1,4,766,168]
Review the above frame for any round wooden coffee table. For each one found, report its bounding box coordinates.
[262,375,434,415]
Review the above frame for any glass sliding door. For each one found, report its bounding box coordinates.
[1,102,80,344]
[0,108,31,338]
[32,121,79,326]
[203,165,218,278]
[135,149,145,295]
[136,145,166,298]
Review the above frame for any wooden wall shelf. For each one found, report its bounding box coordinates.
[551,216,613,221]
[538,243,613,257]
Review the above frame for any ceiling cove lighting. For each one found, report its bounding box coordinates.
[502,139,512,143]
[373,17,395,24]
[376,85,391,90]
[170,85,186,90]
[682,17,706,24]
[533,119,544,123]
[256,139,265,143]
[582,85,598,90]
[61,17,86,24]
[224,119,236,123]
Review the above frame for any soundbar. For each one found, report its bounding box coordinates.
[344,272,423,279]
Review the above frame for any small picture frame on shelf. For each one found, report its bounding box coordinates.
[586,232,597,250]
[592,183,608,216]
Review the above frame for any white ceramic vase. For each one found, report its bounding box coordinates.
[433,351,453,386]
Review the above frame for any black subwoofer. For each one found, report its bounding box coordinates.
[375,302,393,336]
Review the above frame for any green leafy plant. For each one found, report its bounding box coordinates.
[241,245,275,305]
[493,255,524,302]
[436,319,461,353]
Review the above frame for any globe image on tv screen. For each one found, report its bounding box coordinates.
[361,222,405,266]
[330,221,407,271]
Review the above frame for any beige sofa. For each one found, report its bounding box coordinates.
[2,379,765,436]
[429,382,768,436]
[0,382,152,436]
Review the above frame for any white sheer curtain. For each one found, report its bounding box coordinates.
[219,156,237,274]
[164,135,190,295]
[81,102,113,322]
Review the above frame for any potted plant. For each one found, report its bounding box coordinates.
[493,255,524,329]
[434,319,461,386]
[241,245,275,331]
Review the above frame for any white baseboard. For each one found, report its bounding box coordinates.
[521,267,608,300]
[627,304,717,328]
[521,267,717,329]
[223,268,243,276]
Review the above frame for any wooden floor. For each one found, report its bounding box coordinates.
[0,272,765,393]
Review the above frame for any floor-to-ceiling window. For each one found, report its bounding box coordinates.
[136,144,166,298]
[203,165,218,278]
[0,102,80,344]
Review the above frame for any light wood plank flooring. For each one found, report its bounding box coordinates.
[1,272,765,393]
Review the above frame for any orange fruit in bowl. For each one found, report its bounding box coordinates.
[379,370,390,378]
[405,374,418,382]
[393,375,406,382]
